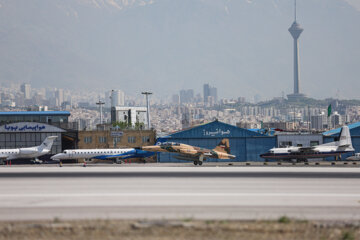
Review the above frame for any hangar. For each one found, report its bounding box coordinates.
[0,111,78,162]
[157,120,276,162]
[0,122,64,154]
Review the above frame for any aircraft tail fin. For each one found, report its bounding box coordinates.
[38,136,58,152]
[213,138,231,154]
[338,126,353,148]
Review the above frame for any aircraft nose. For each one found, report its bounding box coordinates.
[51,154,61,161]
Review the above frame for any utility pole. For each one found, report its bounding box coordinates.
[142,92,152,130]
[96,99,105,125]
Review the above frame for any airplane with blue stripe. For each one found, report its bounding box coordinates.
[51,148,154,163]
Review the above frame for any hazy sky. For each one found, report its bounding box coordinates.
[0,0,359,101]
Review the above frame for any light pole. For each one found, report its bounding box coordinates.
[141,92,152,129]
[96,100,105,124]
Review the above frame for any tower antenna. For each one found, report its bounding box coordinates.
[295,0,297,21]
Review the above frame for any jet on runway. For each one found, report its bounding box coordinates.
[346,153,360,161]
[0,136,58,164]
[260,126,355,162]
[51,148,154,163]
[141,138,236,165]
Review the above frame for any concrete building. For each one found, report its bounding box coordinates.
[203,84,218,105]
[111,90,125,107]
[311,113,326,130]
[179,89,194,104]
[55,89,64,107]
[78,129,156,149]
[111,107,147,127]
[20,83,31,100]
[331,112,342,129]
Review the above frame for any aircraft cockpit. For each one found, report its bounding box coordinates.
[161,142,180,146]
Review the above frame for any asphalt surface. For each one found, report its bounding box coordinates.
[1,165,360,221]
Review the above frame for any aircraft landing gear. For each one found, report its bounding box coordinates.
[193,160,203,166]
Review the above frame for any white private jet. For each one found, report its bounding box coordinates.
[346,153,360,161]
[0,136,58,164]
[260,126,354,162]
[51,148,154,163]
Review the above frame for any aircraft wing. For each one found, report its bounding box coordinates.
[0,154,9,159]
[297,147,316,152]
[94,153,135,160]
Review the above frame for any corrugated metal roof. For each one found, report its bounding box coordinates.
[323,122,360,136]
[160,120,265,139]
[0,111,70,116]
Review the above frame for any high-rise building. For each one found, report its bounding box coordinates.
[203,84,218,105]
[55,89,64,107]
[111,90,125,107]
[311,113,326,130]
[331,112,342,128]
[105,91,112,108]
[20,83,31,99]
[172,94,180,105]
[203,84,210,103]
[287,0,306,101]
[179,89,194,104]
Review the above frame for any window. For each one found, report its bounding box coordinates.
[279,141,292,147]
[310,141,319,147]
[142,136,150,143]
[128,136,136,143]
[84,136,92,144]
[113,137,122,145]
[99,136,107,143]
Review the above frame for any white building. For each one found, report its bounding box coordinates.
[111,90,125,107]
[111,107,147,127]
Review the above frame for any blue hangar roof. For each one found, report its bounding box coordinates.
[161,120,265,139]
[0,111,70,116]
[323,122,360,136]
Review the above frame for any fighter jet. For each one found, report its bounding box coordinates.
[141,138,236,165]
[0,136,58,164]
[260,126,354,162]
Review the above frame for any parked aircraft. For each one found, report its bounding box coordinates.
[141,138,236,165]
[346,153,360,161]
[0,136,58,164]
[260,126,354,162]
[51,148,154,163]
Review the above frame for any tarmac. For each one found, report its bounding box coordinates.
[1,164,360,221]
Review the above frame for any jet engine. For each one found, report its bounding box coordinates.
[19,148,38,155]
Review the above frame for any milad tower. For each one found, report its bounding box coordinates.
[287,0,306,101]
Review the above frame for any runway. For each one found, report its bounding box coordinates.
[1,166,360,221]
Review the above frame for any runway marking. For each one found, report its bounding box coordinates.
[1,193,360,197]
